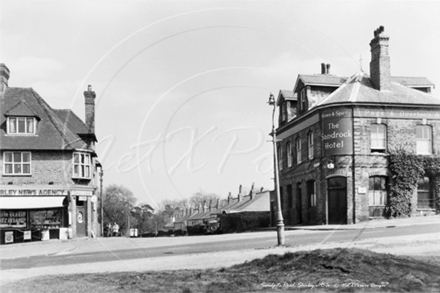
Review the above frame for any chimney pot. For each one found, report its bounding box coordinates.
[321,63,326,74]
[326,64,331,74]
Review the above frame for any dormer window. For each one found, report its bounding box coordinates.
[73,152,91,179]
[7,117,36,134]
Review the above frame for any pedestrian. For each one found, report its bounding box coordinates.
[112,222,119,237]
[106,223,112,237]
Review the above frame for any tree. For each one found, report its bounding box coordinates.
[189,191,221,208]
[103,184,137,235]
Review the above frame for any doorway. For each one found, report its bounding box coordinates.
[296,182,302,224]
[327,177,347,224]
[76,197,86,237]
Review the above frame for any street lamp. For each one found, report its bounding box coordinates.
[99,168,104,237]
[268,93,285,246]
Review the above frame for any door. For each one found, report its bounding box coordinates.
[327,177,347,224]
[296,183,302,224]
[76,197,86,237]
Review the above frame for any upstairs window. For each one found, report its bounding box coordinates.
[73,153,91,179]
[296,137,302,164]
[371,124,387,152]
[286,142,292,167]
[308,132,314,159]
[7,117,36,134]
[300,89,306,112]
[277,145,283,171]
[416,125,432,154]
[3,152,31,175]
[281,103,287,122]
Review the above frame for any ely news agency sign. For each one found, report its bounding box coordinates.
[321,108,353,156]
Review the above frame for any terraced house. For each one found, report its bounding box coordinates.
[273,26,440,226]
[0,63,102,244]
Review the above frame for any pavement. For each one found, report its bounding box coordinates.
[0,215,439,284]
[0,215,438,260]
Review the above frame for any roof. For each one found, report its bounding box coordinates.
[224,191,270,213]
[1,87,89,150]
[295,74,347,90]
[390,76,434,87]
[54,109,90,134]
[277,90,297,106]
[315,71,440,108]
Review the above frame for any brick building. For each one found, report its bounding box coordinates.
[0,63,102,244]
[272,26,440,226]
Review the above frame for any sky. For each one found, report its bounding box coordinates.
[1,0,440,208]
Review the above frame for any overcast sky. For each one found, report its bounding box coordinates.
[2,0,440,208]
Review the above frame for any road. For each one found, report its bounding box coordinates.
[2,223,439,271]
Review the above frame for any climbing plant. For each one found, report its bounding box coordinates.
[420,156,440,214]
[386,148,424,218]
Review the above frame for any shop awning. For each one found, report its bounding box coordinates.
[0,196,66,209]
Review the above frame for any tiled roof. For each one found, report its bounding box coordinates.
[315,72,440,108]
[1,87,88,150]
[54,109,90,134]
[225,191,270,213]
[4,100,39,117]
[390,76,434,87]
[279,90,295,100]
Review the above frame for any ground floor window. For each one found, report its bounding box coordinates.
[417,177,434,209]
[307,180,316,207]
[30,208,65,229]
[368,176,387,206]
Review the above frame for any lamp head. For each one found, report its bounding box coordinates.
[268,93,275,106]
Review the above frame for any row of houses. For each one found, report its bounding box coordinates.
[169,184,271,234]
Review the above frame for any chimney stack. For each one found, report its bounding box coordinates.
[369,26,390,91]
[0,63,10,94]
[321,63,326,74]
[84,85,96,133]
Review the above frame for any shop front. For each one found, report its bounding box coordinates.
[0,187,97,245]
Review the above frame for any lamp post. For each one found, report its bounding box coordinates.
[268,93,285,246]
[99,169,104,237]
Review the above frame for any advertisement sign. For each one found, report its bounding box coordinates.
[321,108,353,156]
[24,230,31,240]
[5,231,14,244]
[0,210,27,228]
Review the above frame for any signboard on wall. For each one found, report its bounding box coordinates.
[321,108,353,156]
[0,210,27,228]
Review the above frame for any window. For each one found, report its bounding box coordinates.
[73,153,91,179]
[308,132,314,159]
[296,137,302,164]
[286,142,292,167]
[307,180,316,207]
[300,89,306,111]
[281,103,287,122]
[417,177,434,209]
[287,184,293,209]
[3,152,31,175]
[277,145,283,170]
[7,117,36,134]
[371,124,386,152]
[416,125,432,154]
[368,176,387,206]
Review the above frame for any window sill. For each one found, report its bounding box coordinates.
[2,174,32,177]
[4,134,38,136]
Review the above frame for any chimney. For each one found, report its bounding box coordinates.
[228,192,232,204]
[250,182,255,200]
[321,63,326,74]
[238,184,242,202]
[84,85,96,133]
[0,63,10,94]
[369,26,391,91]
[326,64,331,74]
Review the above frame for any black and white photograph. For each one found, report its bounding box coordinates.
[1,0,440,292]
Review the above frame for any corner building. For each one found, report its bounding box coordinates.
[0,63,102,244]
[274,27,440,225]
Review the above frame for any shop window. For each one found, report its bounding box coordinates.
[3,152,31,175]
[296,137,302,164]
[417,177,434,209]
[371,124,387,152]
[307,180,316,207]
[368,176,388,206]
[30,208,64,229]
[286,142,292,167]
[73,152,91,179]
[7,117,36,134]
[416,125,432,154]
[308,132,314,159]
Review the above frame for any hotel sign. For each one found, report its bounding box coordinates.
[321,108,353,156]
[354,108,440,120]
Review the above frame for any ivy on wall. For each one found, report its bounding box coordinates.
[386,148,440,218]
